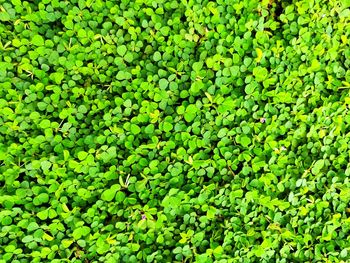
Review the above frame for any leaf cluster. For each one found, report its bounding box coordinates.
[0,0,350,262]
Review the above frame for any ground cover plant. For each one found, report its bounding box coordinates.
[0,0,350,262]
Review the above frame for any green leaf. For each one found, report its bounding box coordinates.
[32,35,44,46]
[78,105,88,114]
[124,52,133,63]
[309,59,321,72]
[78,0,86,9]
[213,246,223,258]
[116,71,131,80]
[206,206,216,219]
[115,16,125,26]
[153,51,162,61]
[117,45,127,56]
[27,222,40,232]
[72,226,90,240]
[37,193,49,203]
[37,210,48,220]
[101,188,117,201]
[312,160,325,175]
[22,236,34,243]
[39,119,51,129]
[184,104,198,122]
[41,160,52,171]
[115,191,125,203]
[217,128,228,138]
[62,239,74,248]
[163,122,173,132]
[230,189,243,203]
[4,244,16,253]
[130,243,140,252]
[239,136,251,147]
[50,72,64,84]
[130,124,141,134]
[11,0,21,5]
[245,83,256,94]
[340,249,348,258]
[77,151,88,161]
[253,66,268,82]
[78,29,87,38]
[159,79,169,89]
[192,61,203,72]
[145,124,154,134]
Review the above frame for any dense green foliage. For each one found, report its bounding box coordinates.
[1,0,350,262]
